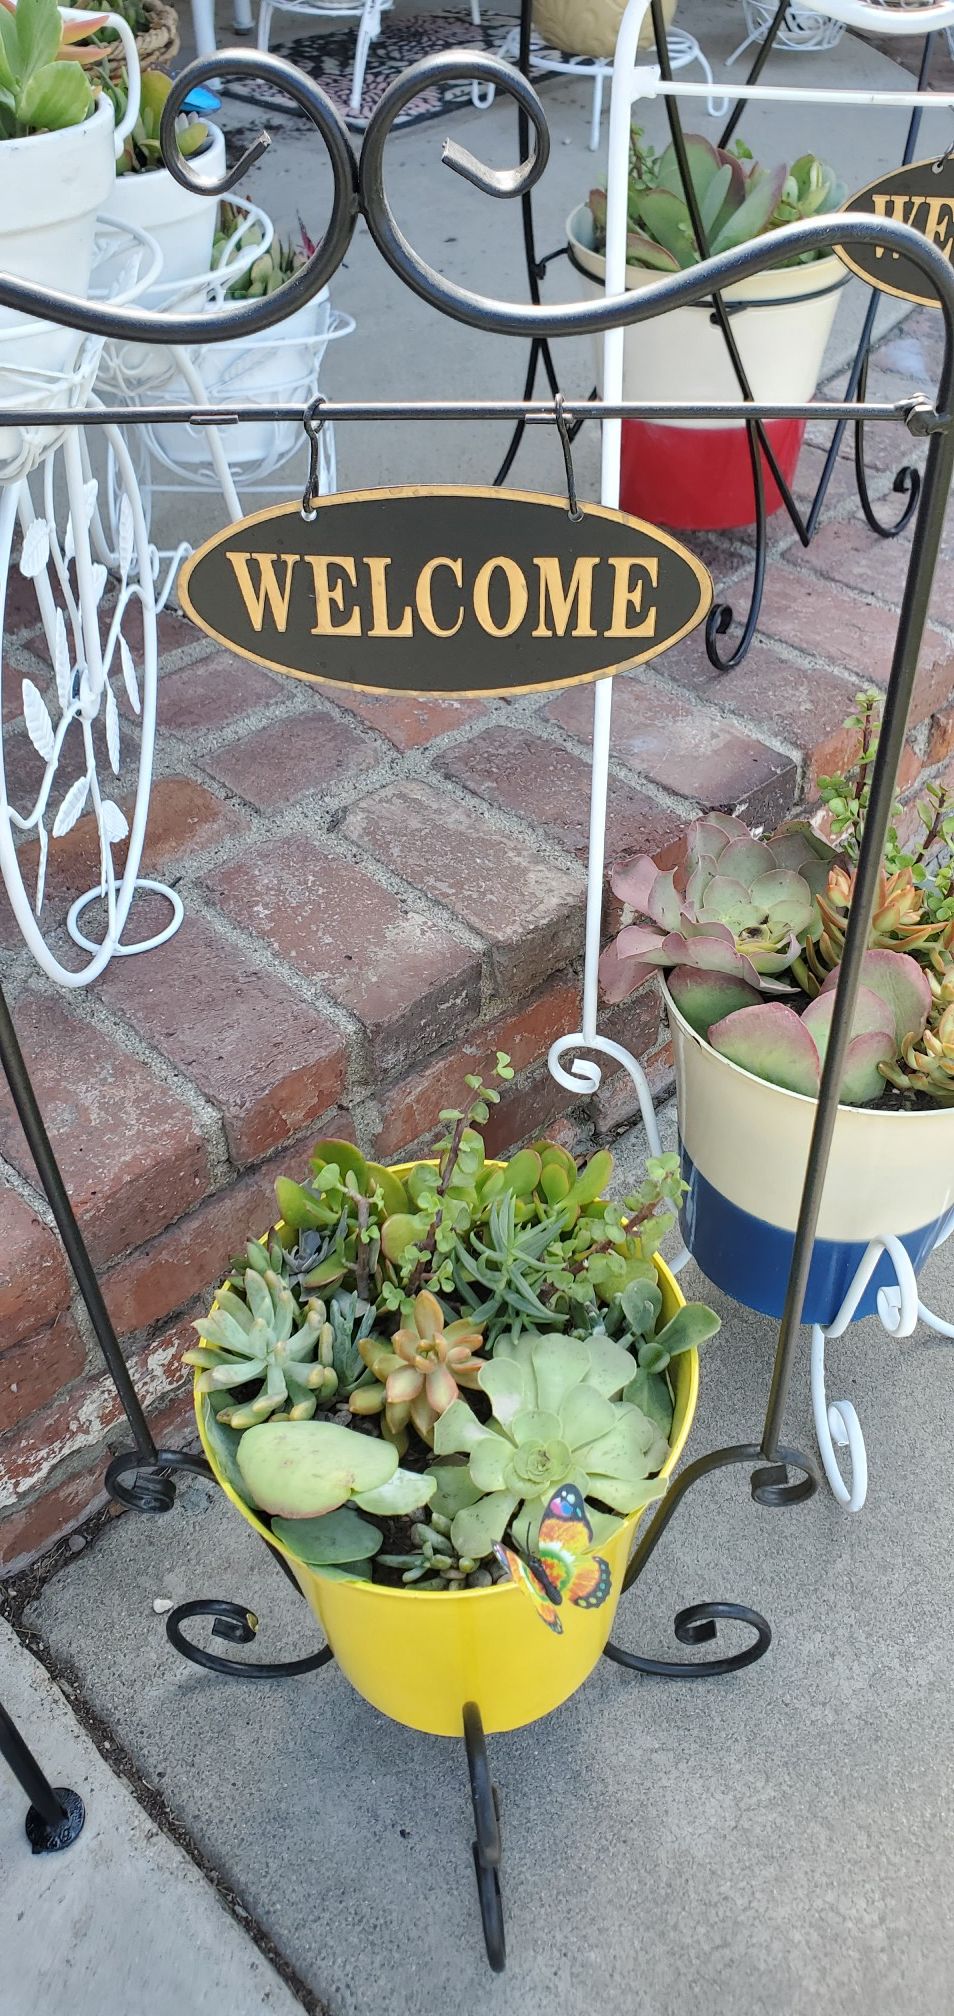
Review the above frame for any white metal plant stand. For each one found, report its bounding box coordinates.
[545,0,954,1514]
[94,200,353,604]
[727,4,847,68]
[0,221,183,986]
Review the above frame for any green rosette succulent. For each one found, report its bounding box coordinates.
[432,1331,670,1560]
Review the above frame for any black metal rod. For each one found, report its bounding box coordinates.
[761,405,954,1461]
[0,399,915,427]
[0,1699,69,1830]
[493,0,563,488]
[804,29,937,540]
[718,0,791,151]
[0,983,157,1463]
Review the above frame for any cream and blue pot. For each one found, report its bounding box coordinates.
[663,979,954,1327]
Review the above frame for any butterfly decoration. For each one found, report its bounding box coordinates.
[494,1484,612,1635]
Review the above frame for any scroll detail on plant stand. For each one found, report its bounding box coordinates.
[1,36,954,1972]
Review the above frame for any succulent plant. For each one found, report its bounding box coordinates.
[792,864,954,996]
[452,1192,572,1339]
[273,1141,409,1302]
[587,128,845,274]
[691,949,934,1106]
[600,813,833,1005]
[0,0,109,140]
[595,1280,722,1439]
[186,1271,334,1429]
[880,981,954,1105]
[378,1513,499,1590]
[432,1331,669,1559]
[214,202,313,300]
[235,1417,436,1521]
[109,69,209,175]
[349,1289,485,1447]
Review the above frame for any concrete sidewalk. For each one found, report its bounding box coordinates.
[0,1616,306,2016]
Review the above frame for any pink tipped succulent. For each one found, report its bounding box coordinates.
[702,950,933,1106]
[600,813,834,1005]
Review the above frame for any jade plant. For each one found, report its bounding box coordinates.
[0,0,108,139]
[187,1052,720,1593]
[586,128,846,273]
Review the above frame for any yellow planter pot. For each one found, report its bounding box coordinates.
[196,1168,699,1738]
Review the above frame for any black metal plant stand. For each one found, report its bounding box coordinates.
[502,0,947,666]
[1,46,953,1971]
[0,1696,85,1854]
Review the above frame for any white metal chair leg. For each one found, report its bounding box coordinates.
[350,1,379,113]
[589,64,605,153]
[233,0,254,29]
[189,0,217,58]
[256,0,273,51]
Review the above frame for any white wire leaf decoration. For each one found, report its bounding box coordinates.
[35,825,48,914]
[105,684,121,774]
[99,799,129,847]
[118,494,134,581]
[91,562,108,604]
[119,633,140,715]
[52,774,90,838]
[63,480,99,565]
[22,679,55,763]
[54,610,72,716]
[19,518,51,581]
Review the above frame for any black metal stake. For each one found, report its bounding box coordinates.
[0,1698,85,1854]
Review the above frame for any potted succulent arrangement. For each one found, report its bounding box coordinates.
[600,693,954,1325]
[189,1055,719,1737]
[567,126,847,528]
[0,0,139,389]
[102,69,225,296]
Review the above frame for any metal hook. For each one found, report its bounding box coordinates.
[300,395,328,520]
[932,135,954,174]
[553,394,583,523]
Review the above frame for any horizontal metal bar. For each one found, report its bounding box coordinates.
[0,399,929,428]
[636,69,954,109]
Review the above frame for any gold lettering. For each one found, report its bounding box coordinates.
[919,195,954,257]
[606,557,659,640]
[531,555,599,639]
[416,556,464,638]
[472,557,529,639]
[366,556,414,639]
[226,551,299,633]
[869,193,914,258]
[305,555,362,637]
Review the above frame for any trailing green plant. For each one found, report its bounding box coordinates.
[432,1330,671,1560]
[0,0,108,140]
[599,811,834,1005]
[107,69,209,174]
[586,127,845,273]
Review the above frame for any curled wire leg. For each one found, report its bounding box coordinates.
[104,1446,213,1513]
[810,1236,919,1514]
[705,416,770,671]
[603,1440,816,1677]
[462,1702,505,1974]
[855,356,921,538]
[166,1599,335,1680]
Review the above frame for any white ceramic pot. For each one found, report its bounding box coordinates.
[567,202,847,527]
[103,123,227,300]
[663,978,954,1327]
[567,202,846,409]
[0,97,120,389]
[155,291,333,470]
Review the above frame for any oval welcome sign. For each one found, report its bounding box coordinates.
[836,155,954,308]
[178,486,712,699]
